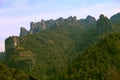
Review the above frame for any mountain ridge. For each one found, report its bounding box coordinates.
[20,15,96,36]
[3,12,120,80]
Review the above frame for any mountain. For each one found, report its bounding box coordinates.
[5,15,97,79]
[3,13,120,80]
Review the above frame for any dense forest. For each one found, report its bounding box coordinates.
[0,12,120,80]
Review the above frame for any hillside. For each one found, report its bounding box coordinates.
[62,33,120,80]
[0,63,38,80]
[3,12,120,80]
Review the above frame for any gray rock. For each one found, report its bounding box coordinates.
[29,22,38,34]
[85,15,96,24]
[67,16,77,23]
[20,27,28,36]
[40,19,47,31]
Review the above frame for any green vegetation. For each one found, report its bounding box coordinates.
[5,18,98,79]
[1,13,120,80]
[61,33,120,80]
[0,63,38,80]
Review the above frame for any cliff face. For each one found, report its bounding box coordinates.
[85,15,96,24]
[5,36,35,72]
[20,27,28,36]
[5,36,19,51]
[20,19,59,36]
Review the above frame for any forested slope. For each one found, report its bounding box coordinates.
[3,12,120,80]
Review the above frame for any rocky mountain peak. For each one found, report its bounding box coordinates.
[96,14,113,34]
[20,27,28,36]
[5,36,19,51]
[85,15,96,23]
[40,19,47,31]
[67,16,77,22]
[99,14,104,19]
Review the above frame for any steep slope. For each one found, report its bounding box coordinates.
[62,33,120,80]
[0,63,38,80]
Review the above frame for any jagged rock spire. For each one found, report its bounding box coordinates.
[40,19,47,31]
[85,15,96,24]
[20,27,28,36]
[96,14,112,34]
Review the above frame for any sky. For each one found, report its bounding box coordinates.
[0,0,120,52]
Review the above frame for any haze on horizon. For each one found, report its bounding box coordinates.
[0,0,120,52]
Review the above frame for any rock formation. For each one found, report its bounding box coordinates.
[29,22,39,34]
[5,36,35,71]
[67,16,77,23]
[5,36,19,51]
[85,15,96,24]
[20,15,96,36]
[20,27,28,36]
[39,19,47,31]
[20,19,58,36]
[96,14,113,34]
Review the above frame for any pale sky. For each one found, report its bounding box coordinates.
[0,0,120,52]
